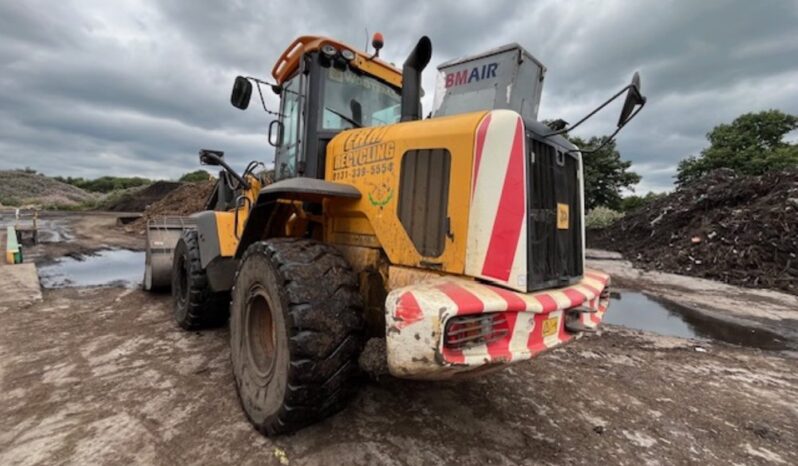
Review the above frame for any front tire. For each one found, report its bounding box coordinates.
[171,230,229,329]
[230,238,363,436]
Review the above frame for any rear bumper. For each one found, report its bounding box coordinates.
[384,270,610,379]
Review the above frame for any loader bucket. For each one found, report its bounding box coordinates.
[143,216,196,291]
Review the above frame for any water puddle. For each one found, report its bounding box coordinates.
[0,214,73,243]
[38,249,143,288]
[36,219,74,243]
[606,290,788,350]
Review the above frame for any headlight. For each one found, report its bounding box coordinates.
[341,49,355,61]
[321,44,338,58]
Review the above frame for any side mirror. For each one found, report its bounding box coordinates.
[268,120,283,147]
[199,149,224,166]
[618,72,646,126]
[231,76,252,110]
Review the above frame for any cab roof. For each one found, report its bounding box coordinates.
[272,36,403,88]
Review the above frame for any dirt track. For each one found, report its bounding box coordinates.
[1,213,797,465]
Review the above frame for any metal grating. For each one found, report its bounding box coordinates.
[397,148,452,257]
[444,313,509,349]
[527,137,583,291]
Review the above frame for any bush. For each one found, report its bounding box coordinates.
[179,170,213,183]
[40,200,97,211]
[620,192,666,212]
[53,175,152,193]
[0,194,21,206]
[586,206,624,229]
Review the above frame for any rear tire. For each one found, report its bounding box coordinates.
[172,230,229,329]
[230,238,363,436]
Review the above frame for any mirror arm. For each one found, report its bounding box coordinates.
[248,77,284,118]
[201,152,250,190]
[544,84,632,138]
[567,101,645,155]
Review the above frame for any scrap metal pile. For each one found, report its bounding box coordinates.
[590,169,798,294]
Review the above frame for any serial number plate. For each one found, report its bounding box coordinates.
[542,316,559,337]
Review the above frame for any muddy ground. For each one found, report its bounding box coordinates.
[0,211,142,264]
[1,212,797,465]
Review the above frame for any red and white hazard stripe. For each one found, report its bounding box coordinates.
[466,110,528,291]
[385,269,611,379]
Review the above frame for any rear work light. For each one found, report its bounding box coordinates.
[564,306,597,333]
[444,313,509,349]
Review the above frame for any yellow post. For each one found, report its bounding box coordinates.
[6,226,21,264]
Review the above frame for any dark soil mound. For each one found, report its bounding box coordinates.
[590,169,798,294]
[130,180,216,231]
[105,181,183,212]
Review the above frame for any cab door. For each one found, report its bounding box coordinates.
[274,73,305,180]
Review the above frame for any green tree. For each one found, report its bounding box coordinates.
[179,170,212,183]
[677,110,798,185]
[53,175,151,193]
[620,191,664,212]
[569,136,641,210]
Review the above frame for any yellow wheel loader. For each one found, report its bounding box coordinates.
[145,34,646,435]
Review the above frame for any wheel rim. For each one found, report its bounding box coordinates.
[245,285,277,379]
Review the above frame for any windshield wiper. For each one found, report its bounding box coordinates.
[325,106,362,128]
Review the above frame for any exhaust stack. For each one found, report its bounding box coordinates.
[401,36,432,122]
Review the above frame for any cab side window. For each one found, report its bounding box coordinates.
[276,76,302,179]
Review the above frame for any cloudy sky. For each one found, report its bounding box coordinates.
[1,0,797,192]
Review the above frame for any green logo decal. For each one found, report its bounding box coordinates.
[368,183,393,208]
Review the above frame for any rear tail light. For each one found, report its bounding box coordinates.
[444,313,509,349]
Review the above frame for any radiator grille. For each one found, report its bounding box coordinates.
[398,148,452,257]
[527,138,583,290]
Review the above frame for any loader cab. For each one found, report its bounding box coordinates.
[273,53,402,181]
[236,36,404,182]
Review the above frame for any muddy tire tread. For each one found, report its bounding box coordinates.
[173,230,229,329]
[233,238,363,435]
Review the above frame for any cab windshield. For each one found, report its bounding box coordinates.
[321,67,401,130]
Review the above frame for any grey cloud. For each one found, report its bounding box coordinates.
[1,0,797,191]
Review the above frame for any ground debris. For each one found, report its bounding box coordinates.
[359,337,389,377]
[590,169,798,294]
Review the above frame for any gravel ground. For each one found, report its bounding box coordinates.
[0,213,796,465]
[1,287,796,465]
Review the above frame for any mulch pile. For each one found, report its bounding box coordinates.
[0,170,95,208]
[589,168,798,294]
[129,180,216,232]
[105,181,182,212]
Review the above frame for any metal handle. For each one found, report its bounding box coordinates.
[233,196,252,241]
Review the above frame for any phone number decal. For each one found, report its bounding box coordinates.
[332,161,393,181]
